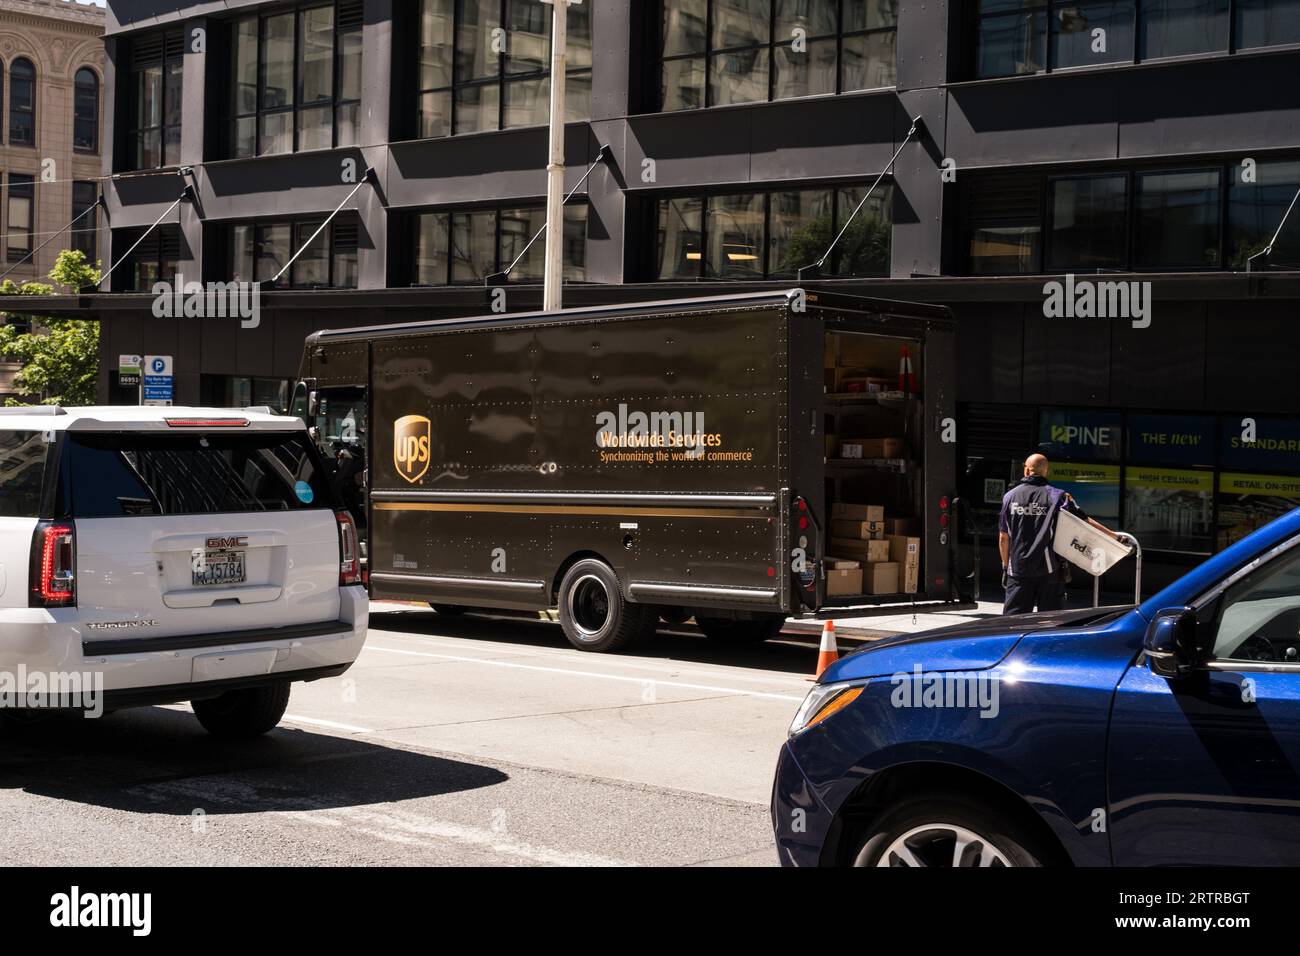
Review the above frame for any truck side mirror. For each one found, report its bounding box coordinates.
[308,390,319,417]
[1144,607,1197,680]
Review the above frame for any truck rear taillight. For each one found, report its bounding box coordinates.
[337,511,361,586]
[29,521,76,608]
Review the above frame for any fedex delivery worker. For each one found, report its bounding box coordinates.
[998,454,1119,615]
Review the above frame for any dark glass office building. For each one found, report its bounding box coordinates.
[15,0,1300,593]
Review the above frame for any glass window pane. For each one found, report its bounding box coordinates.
[1228,159,1300,269]
[234,117,257,158]
[232,223,254,283]
[504,76,548,128]
[709,46,770,106]
[163,62,183,128]
[1139,0,1228,58]
[712,0,772,49]
[136,129,162,169]
[1136,169,1221,268]
[706,193,764,278]
[300,6,335,105]
[416,212,449,284]
[419,90,452,138]
[977,10,1047,77]
[7,176,33,257]
[421,0,455,89]
[233,16,259,115]
[776,0,838,38]
[455,83,500,134]
[774,38,838,98]
[71,181,98,261]
[848,0,902,30]
[260,111,294,155]
[1123,465,1214,553]
[262,13,295,110]
[332,246,358,288]
[1047,175,1127,270]
[255,223,291,281]
[292,221,329,287]
[657,197,704,279]
[137,65,163,128]
[768,189,834,278]
[1051,1,1136,67]
[664,0,707,56]
[507,0,551,74]
[568,2,593,70]
[968,225,1041,273]
[566,71,592,122]
[842,28,897,89]
[564,204,587,282]
[499,206,547,281]
[298,104,333,151]
[661,57,706,110]
[451,210,497,281]
[457,0,503,81]
[1236,0,1300,48]
[336,101,360,147]
[163,125,182,166]
[338,25,363,101]
[833,185,891,277]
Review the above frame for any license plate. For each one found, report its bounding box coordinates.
[193,550,246,587]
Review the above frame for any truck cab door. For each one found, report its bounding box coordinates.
[1109,539,1300,865]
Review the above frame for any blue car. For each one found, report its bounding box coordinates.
[773,507,1300,867]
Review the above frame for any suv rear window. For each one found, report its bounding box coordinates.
[0,430,48,518]
[58,431,335,518]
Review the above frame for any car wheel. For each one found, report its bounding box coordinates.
[853,795,1045,867]
[557,559,652,653]
[429,604,468,616]
[192,681,291,739]
[696,615,786,643]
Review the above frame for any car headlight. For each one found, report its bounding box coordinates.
[788,679,868,738]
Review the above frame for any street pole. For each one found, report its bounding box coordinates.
[540,0,579,312]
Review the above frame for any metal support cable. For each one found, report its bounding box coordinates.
[270,168,375,285]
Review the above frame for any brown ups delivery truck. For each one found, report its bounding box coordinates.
[292,289,958,652]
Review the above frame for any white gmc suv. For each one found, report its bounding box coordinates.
[0,406,368,738]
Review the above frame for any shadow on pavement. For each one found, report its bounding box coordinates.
[369,606,837,676]
[0,706,508,815]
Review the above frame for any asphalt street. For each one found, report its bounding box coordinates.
[0,604,847,867]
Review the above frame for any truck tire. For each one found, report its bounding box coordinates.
[557,559,652,653]
[696,615,786,643]
[192,681,291,739]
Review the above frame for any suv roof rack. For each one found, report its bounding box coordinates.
[0,405,66,416]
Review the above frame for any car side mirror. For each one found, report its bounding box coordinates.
[1144,607,1197,680]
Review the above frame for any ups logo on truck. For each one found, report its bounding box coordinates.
[394,415,432,483]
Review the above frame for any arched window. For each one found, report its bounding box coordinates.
[9,58,35,146]
[74,67,98,152]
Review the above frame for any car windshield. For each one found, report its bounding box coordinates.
[57,431,334,518]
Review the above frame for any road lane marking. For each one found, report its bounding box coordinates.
[369,629,814,689]
[363,644,805,702]
[282,714,375,734]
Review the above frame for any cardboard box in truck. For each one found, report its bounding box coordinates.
[840,438,903,459]
[831,519,886,541]
[832,503,884,522]
[887,535,921,593]
[831,537,890,562]
[864,562,900,594]
[825,568,864,596]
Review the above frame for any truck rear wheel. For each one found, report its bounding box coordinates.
[557,559,652,653]
[192,681,291,739]
[696,615,786,643]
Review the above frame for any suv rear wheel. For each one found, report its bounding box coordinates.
[852,794,1046,867]
[557,559,652,653]
[192,681,291,739]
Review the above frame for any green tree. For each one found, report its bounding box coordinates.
[0,250,102,407]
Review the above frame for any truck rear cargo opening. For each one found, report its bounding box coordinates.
[295,289,958,652]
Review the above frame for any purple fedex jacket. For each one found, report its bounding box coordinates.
[998,475,1089,578]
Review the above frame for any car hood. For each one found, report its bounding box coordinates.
[819,605,1132,682]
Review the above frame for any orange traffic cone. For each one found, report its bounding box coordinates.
[815,620,839,677]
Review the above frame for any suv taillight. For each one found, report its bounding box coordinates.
[336,511,361,586]
[30,521,76,608]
